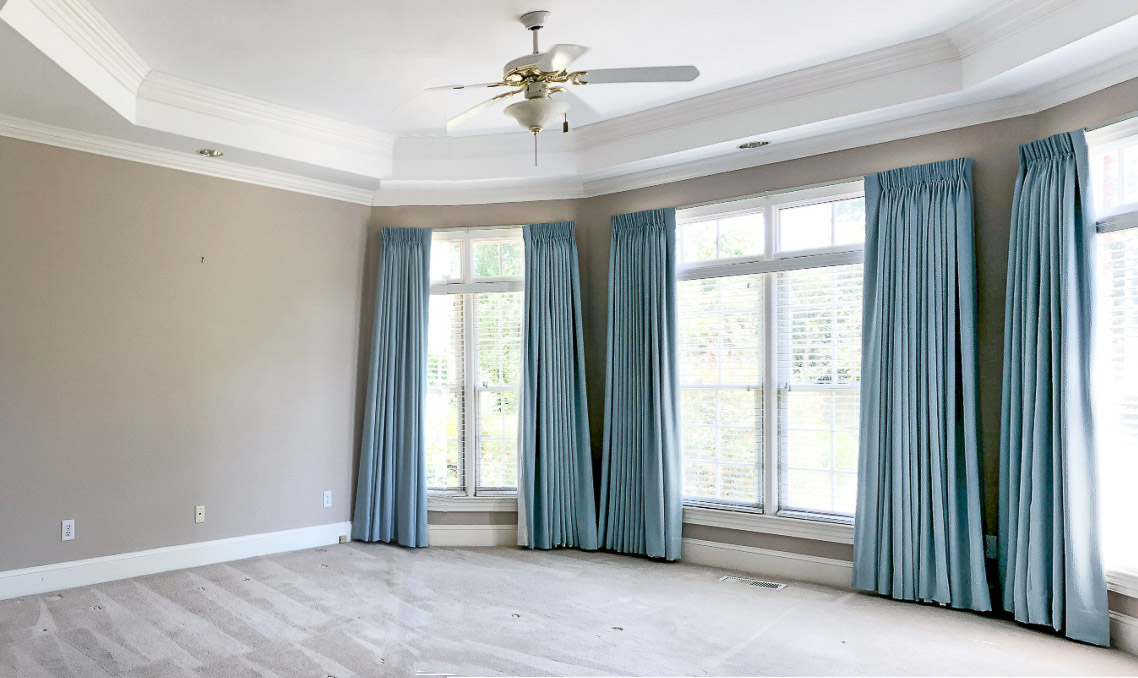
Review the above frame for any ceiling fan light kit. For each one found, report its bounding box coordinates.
[430,10,700,163]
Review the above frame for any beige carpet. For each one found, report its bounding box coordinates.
[1,543,1136,677]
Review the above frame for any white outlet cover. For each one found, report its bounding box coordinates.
[323,491,332,508]
[61,519,75,541]
[195,505,205,523]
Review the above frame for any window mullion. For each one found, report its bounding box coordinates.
[463,292,477,497]
[763,203,778,515]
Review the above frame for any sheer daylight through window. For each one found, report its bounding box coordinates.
[677,183,865,519]
[425,228,524,495]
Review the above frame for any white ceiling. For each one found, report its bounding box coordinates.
[2,0,1138,205]
[86,0,984,134]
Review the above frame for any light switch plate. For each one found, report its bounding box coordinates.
[323,491,332,508]
[61,519,75,541]
[195,505,205,524]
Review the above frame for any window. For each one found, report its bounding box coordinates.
[1094,226,1138,575]
[676,182,865,520]
[425,228,524,495]
[1089,118,1138,578]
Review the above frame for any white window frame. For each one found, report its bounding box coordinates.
[428,227,523,503]
[1088,115,1138,231]
[1088,116,1138,596]
[676,181,864,536]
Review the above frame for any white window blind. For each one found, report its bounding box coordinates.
[1095,226,1138,573]
[677,274,764,506]
[776,264,863,517]
[426,294,465,490]
[473,291,523,492]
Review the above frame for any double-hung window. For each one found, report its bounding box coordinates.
[425,228,524,496]
[675,182,865,521]
[1089,120,1138,577]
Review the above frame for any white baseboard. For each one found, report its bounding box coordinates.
[428,523,518,547]
[681,537,854,589]
[1112,611,1138,655]
[0,521,352,600]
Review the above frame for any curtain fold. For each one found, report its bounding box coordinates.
[519,221,598,550]
[352,227,431,548]
[998,130,1109,646]
[598,208,682,561]
[853,158,991,611]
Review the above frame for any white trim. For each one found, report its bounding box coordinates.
[681,537,853,589]
[0,113,376,205]
[138,71,395,157]
[427,495,518,513]
[683,506,854,545]
[427,524,518,547]
[1108,569,1138,599]
[1111,612,1138,655]
[1097,209,1138,234]
[0,521,352,601]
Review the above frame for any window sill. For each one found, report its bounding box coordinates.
[427,494,518,513]
[682,505,854,544]
[1108,568,1138,599]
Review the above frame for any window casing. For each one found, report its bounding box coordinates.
[676,182,865,521]
[1089,119,1138,580]
[425,228,523,496]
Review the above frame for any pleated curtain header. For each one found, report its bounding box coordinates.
[524,221,575,243]
[871,157,972,192]
[1019,132,1080,163]
[381,226,432,245]
[612,208,671,233]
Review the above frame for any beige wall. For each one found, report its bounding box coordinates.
[0,137,370,571]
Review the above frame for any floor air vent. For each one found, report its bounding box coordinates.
[719,575,786,590]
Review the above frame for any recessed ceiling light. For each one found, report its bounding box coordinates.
[197,148,223,158]
[738,141,769,149]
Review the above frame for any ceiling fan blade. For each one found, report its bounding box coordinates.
[538,44,588,73]
[576,65,699,84]
[446,88,522,130]
[426,82,502,91]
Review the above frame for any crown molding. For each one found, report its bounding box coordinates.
[20,0,148,95]
[569,34,961,152]
[0,113,377,205]
[138,72,395,157]
[946,0,1075,58]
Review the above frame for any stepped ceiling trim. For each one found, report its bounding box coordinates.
[3,0,1138,205]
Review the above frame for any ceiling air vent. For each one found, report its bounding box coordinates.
[719,575,786,590]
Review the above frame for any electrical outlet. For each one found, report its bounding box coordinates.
[984,535,997,559]
[195,505,205,524]
[61,519,75,541]
[339,535,349,544]
[323,491,332,508]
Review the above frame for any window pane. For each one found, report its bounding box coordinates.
[677,274,763,506]
[718,213,765,258]
[777,264,863,517]
[426,294,465,491]
[833,198,866,246]
[431,240,462,282]
[1125,145,1138,205]
[501,241,524,276]
[477,390,518,490]
[678,213,764,264]
[472,242,501,277]
[1095,227,1138,572]
[679,220,717,263]
[779,202,832,252]
[474,291,523,491]
[425,390,462,489]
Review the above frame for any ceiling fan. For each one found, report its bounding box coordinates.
[428,10,700,145]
